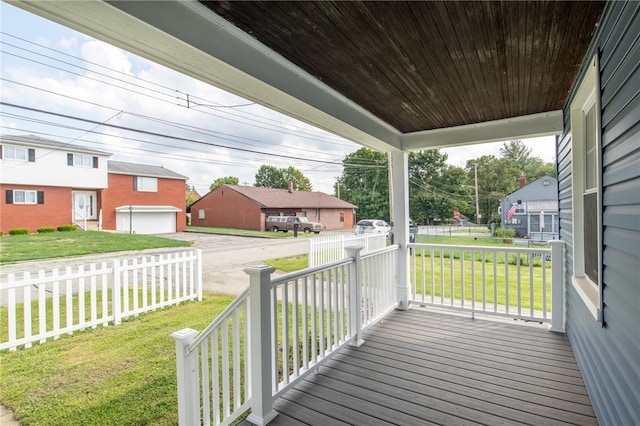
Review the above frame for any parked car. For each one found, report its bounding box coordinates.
[354,219,392,237]
[389,219,419,243]
[265,216,323,234]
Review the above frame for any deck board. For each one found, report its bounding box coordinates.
[246,308,598,426]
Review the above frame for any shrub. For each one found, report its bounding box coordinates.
[494,228,515,238]
[38,227,56,233]
[57,224,79,232]
[8,228,30,235]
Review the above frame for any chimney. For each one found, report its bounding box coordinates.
[518,173,526,188]
[288,180,294,193]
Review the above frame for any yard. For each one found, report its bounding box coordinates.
[0,231,191,263]
[0,231,553,425]
[0,295,234,426]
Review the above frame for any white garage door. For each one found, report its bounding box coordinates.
[115,206,180,234]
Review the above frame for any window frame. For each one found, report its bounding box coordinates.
[74,154,93,168]
[136,176,158,192]
[3,145,28,161]
[13,190,38,204]
[569,54,603,322]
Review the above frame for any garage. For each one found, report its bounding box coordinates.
[115,205,181,234]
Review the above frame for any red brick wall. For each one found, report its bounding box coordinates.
[102,174,186,232]
[191,186,263,230]
[1,184,72,234]
[315,208,356,230]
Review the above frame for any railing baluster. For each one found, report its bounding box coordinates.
[38,270,47,343]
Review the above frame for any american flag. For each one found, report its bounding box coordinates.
[506,203,517,220]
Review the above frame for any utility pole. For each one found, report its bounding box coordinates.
[474,164,480,225]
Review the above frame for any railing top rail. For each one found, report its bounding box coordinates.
[187,287,250,353]
[271,257,353,287]
[409,243,553,253]
[360,244,399,260]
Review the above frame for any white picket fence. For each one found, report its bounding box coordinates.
[308,233,387,267]
[1,250,202,351]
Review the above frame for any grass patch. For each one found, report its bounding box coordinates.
[0,232,191,263]
[265,255,309,272]
[0,293,234,426]
[415,234,519,246]
[187,226,319,239]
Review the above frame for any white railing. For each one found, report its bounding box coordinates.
[1,250,202,351]
[308,233,387,267]
[409,241,563,327]
[172,245,398,426]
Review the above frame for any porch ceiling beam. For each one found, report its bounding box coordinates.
[9,0,401,152]
[401,111,564,151]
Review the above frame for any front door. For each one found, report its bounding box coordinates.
[73,191,97,220]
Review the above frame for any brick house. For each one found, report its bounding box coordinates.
[1,134,187,234]
[104,161,188,234]
[190,184,357,231]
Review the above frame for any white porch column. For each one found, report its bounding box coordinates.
[245,265,278,426]
[389,149,410,310]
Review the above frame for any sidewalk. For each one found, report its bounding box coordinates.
[0,404,19,426]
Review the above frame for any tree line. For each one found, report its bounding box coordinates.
[201,140,555,225]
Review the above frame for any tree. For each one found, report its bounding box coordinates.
[500,140,532,171]
[281,166,312,192]
[254,165,312,191]
[337,148,389,221]
[500,139,556,180]
[254,165,285,188]
[185,183,199,207]
[209,176,239,191]
[466,156,521,224]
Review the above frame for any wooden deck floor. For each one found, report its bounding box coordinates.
[257,308,597,426]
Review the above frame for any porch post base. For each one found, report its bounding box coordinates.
[247,409,278,426]
[350,338,365,347]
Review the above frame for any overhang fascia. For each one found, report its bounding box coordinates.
[9,0,401,152]
[401,111,564,151]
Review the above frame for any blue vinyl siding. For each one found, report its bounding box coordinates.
[558,2,640,425]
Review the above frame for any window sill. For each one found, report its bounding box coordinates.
[571,275,601,322]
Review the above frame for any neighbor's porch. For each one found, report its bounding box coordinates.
[172,241,594,426]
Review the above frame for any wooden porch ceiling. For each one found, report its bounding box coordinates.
[202,1,605,133]
[9,1,605,152]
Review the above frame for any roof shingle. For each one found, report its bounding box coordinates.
[223,185,356,209]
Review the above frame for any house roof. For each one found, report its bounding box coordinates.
[1,134,112,156]
[221,185,357,209]
[505,175,558,199]
[12,1,606,153]
[108,160,188,180]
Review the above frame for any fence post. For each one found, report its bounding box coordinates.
[171,328,199,426]
[196,249,203,301]
[245,265,277,426]
[112,259,122,325]
[549,240,565,333]
[346,246,364,347]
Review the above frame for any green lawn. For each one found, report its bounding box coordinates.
[0,231,191,263]
[0,294,234,426]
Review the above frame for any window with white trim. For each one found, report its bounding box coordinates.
[135,177,158,192]
[198,209,205,219]
[13,190,37,204]
[67,153,98,168]
[2,145,35,162]
[74,154,93,168]
[570,54,602,321]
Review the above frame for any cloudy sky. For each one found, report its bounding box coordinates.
[0,3,556,194]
